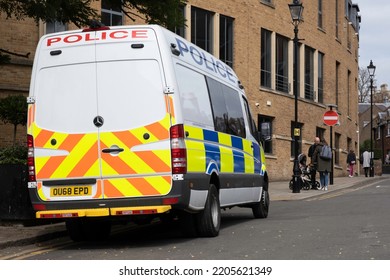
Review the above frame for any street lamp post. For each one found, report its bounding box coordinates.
[367,60,376,177]
[289,0,304,193]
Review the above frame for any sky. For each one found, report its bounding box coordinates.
[358,0,390,87]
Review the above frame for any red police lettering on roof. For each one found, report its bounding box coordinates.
[46,29,149,47]
[323,110,339,126]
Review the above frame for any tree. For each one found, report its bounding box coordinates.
[0,0,186,28]
[0,0,187,61]
[0,0,98,27]
[0,95,27,145]
[358,67,372,103]
[119,0,187,30]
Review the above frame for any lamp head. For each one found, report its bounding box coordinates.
[289,0,304,26]
[367,60,376,78]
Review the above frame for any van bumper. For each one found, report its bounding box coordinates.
[29,173,209,218]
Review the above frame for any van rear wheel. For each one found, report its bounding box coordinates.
[195,184,221,237]
[66,218,112,242]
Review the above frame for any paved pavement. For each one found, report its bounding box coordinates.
[0,174,387,249]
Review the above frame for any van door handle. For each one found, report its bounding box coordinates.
[102,147,124,153]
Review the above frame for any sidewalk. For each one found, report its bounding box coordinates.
[0,174,387,249]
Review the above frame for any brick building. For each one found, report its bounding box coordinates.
[0,0,361,181]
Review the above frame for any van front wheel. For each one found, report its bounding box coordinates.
[252,188,270,219]
[196,184,221,237]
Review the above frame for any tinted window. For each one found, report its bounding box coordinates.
[223,85,245,138]
[207,77,245,138]
[207,78,227,133]
[175,64,214,128]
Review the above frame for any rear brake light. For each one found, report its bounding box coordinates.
[170,124,187,174]
[27,134,36,182]
[33,204,46,211]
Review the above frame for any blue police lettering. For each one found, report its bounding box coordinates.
[175,38,236,84]
[189,46,203,65]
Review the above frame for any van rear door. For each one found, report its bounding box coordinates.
[94,29,172,199]
[31,27,172,202]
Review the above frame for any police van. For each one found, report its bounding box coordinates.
[27,24,270,241]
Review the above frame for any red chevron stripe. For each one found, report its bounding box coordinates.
[134,151,170,172]
[34,129,54,147]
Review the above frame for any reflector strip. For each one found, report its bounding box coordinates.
[36,208,109,219]
[110,205,171,216]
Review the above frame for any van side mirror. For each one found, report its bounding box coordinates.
[260,122,271,141]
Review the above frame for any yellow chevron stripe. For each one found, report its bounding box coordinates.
[106,178,143,197]
[51,134,97,178]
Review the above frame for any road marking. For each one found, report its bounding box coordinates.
[305,185,369,201]
[0,240,72,260]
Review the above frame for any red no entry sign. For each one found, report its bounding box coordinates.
[323,110,339,126]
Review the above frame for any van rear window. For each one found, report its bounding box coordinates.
[35,60,165,133]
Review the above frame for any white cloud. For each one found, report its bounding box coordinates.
[358,0,390,86]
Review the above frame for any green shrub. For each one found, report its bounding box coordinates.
[0,145,27,164]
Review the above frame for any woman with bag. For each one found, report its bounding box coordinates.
[313,138,332,191]
[346,150,356,178]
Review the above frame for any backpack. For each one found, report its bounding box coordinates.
[319,145,332,160]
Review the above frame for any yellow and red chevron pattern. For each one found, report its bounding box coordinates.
[28,108,173,201]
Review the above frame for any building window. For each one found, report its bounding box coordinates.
[101,0,123,26]
[46,21,67,34]
[316,127,326,141]
[304,46,315,100]
[191,7,214,53]
[347,137,352,153]
[259,115,274,154]
[377,126,381,140]
[276,34,289,93]
[335,133,341,165]
[335,0,339,38]
[318,52,324,103]
[261,28,272,89]
[170,5,185,37]
[336,61,340,107]
[347,70,351,116]
[220,15,234,68]
[291,122,303,157]
[318,0,323,29]
[345,0,352,19]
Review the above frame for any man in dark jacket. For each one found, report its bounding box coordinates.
[308,137,320,189]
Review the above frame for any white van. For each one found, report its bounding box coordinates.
[27,24,269,241]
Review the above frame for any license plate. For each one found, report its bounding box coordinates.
[50,186,92,197]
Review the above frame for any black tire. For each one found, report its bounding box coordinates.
[195,184,221,237]
[66,219,86,242]
[66,218,111,242]
[302,180,311,190]
[315,181,321,190]
[178,210,198,238]
[252,188,270,219]
[83,219,112,241]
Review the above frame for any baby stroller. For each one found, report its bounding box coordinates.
[289,153,321,190]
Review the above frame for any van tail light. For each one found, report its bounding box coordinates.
[170,124,187,174]
[27,134,36,182]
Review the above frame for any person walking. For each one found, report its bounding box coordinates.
[308,137,320,189]
[362,149,371,177]
[346,149,356,177]
[313,138,332,191]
